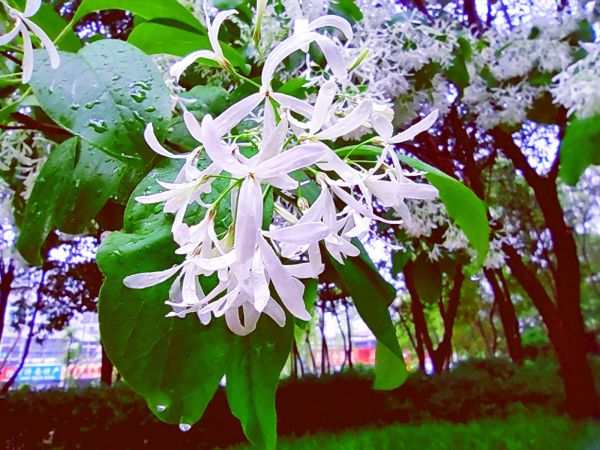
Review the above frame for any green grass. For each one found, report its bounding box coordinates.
[230,412,600,450]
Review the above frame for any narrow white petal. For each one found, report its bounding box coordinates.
[144,123,186,159]
[309,79,337,135]
[259,114,288,162]
[135,189,180,205]
[20,28,34,83]
[266,222,329,245]
[234,177,263,263]
[252,250,271,312]
[191,251,237,271]
[0,21,23,46]
[272,93,314,118]
[23,0,42,17]
[213,93,263,137]
[169,50,218,80]
[284,261,324,278]
[255,143,326,179]
[308,15,353,40]
[397,182,439,200]
[313,101,372,141]
[314,35,347,80]
[264,299,286,327]
[124,264,183,289]
[259,237,311,320]
[208,10,237,60]
[182,269,201,304]
[22,17,59,68]
[225,304,260,336]
[262,32,318,87]
[388,110,439,144]
[372,114,393,142]
[263,174,298,190]
[263,99,276,139]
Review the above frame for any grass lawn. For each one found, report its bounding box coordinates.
[230,412,600,450]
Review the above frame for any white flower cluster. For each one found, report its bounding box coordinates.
[123,10,439,335]
[552,43,600,118]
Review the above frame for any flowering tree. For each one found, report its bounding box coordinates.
[1,0,599,446]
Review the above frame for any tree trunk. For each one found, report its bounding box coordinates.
[101,345,113,386]
[0,259,15,345]
[495,129,600,418]
[485,268,524,363]
[1,270,44,394]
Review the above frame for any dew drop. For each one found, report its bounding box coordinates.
[112,74,121,81]
[145,106,156,113]
[470,273,482,282]
[156,404,167,412]
[179,423,192,432]
[70,103,80,111]
[130,90,147,103]
[88,118,108,133]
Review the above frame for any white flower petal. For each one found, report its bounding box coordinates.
[313,101,372,141]
[264,299,286,327]
[272,93,314,119]
[23,0,42,17]
[22,17,59,69]
[20,28,34,83]
[262,31,318,87]
[308,15,353,40]
[213,92,263,137]
[144,123,187,159]
[208,10,237,60]
[388,110,439,144]
[234,177,263,263]
[169,50,218,80]
[372,114,393,142]
[259,237,311,320]
[314,35,347,80]
[0,21,23,46]
[309,79,337,135]
[255,143,326,179]
[266,222,330,245]
[124,264,183,289]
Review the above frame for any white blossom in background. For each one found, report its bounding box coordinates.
[0,0,60,83]
[123,8,440,335]
[552,43,600,118]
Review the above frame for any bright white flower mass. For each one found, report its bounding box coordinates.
[0,0,60,83]
[123,8,439,335]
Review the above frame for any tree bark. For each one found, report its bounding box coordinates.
[100,345,113,386]
[1,270,45,394]
[485,268,524,363]
[494,129,600,418]
[0,258,15,345]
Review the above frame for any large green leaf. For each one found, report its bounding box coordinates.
[72,0,203,31]
[226,316,293,450]
[328,241,407,389]
[97,159,231,427]
[399,155,490,267]
[16,138,127,265]
[559,115,600,186]
[374,340,408,390]
[29,40,171,163]
[128,22,248,71]
[412,254,442,303]
[32,4,81,52]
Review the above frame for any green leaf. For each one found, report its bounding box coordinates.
[226,316,293,450]
[374,340,408,390]
[16,138,127,265]
[412,254,442,303]
[328,241,407,389]
[445,55,470,90]
[559,115,600,186]
[30,39,171,163]
[97,160,231,427]
[399,155,490,267]
[72,0,203,31]
[128,22,247,70]
[32,4,81,52]
[16,138,77,265]
[329,0,363,22]
[391,249,411,278]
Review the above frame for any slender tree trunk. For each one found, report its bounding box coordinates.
[495,129,600,418]
[0,259,15,345]
[101,345,113,386]
[404,262,464,374]
[485,269,524,363]
[344,301,353,370]
[2,270,45,394]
